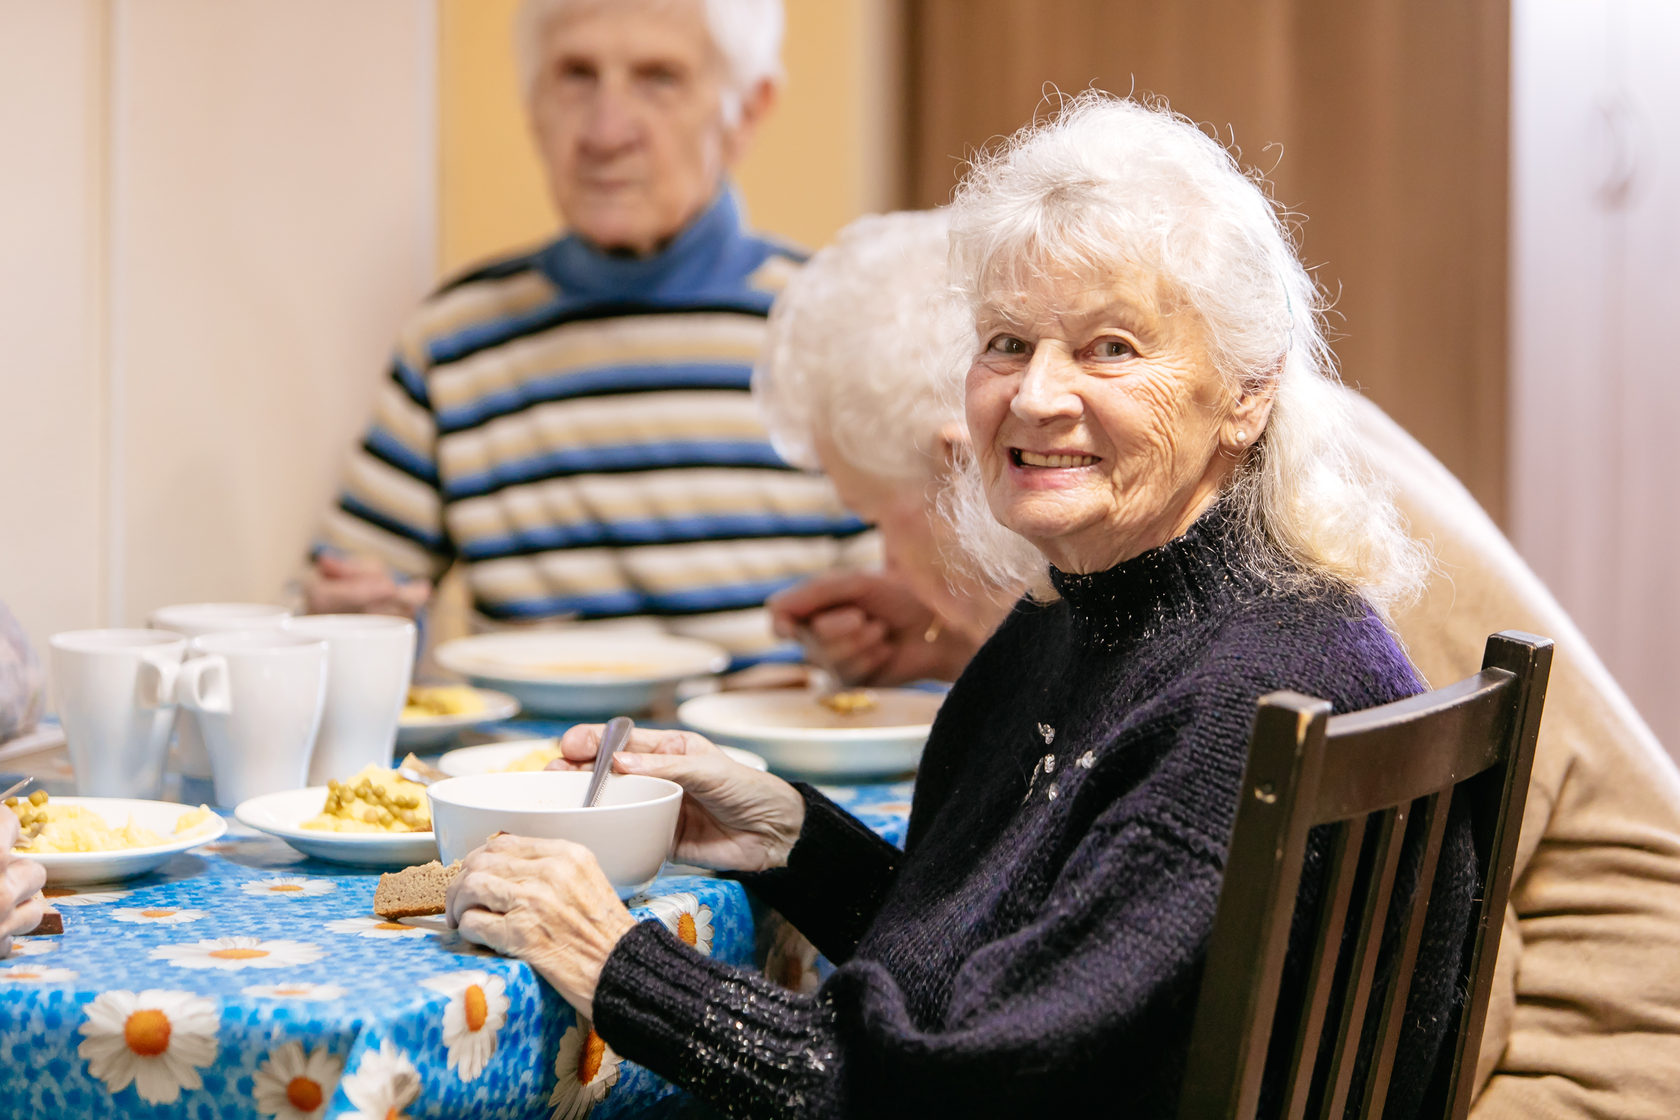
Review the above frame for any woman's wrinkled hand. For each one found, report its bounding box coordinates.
[445,833,635,1020]
[0,807,46,957]
[767,571,978,685]
[552,726,805,873]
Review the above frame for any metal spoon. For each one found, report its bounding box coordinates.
[0,776,34,802]
[583,717,634,808]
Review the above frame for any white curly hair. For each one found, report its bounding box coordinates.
[513,0,784,125]
[754,209,1045,599]
[942,92,1428,615]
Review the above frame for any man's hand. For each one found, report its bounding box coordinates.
[302,554,431,617]
[768,571,980,685]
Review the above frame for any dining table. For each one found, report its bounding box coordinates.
[0,716,916,1119]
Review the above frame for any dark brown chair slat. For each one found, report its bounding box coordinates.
[1282,817,1367,1120]
[1361,793,1452,1120]
[1320,806,1409,1120]
[1178,631,1553,1120]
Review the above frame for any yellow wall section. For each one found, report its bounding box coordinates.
[437,0,889,277]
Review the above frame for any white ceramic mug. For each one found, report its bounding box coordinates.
[48,629,188,798]
[147,602,293,779]
[281,614,416,785]
[177,630,327,807]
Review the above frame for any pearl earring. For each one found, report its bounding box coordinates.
[1234,431,1247,444]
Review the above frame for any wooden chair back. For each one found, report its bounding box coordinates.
[1178,630,1553,1120]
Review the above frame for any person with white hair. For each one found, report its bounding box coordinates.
[305,0,869,666]
[766,208,1680,1119]
[441,94,1472,1116]
[752,208,1034,684]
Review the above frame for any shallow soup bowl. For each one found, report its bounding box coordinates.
[427,771,683,898]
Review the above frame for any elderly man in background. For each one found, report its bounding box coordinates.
[306,0,868,666]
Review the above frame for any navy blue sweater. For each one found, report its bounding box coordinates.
[594,509,1472,1117]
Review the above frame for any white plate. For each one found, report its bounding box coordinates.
[676,688,945,781]
[20,798,228,885]
[396,688,521,750]
[233,788,438,869]
[437,738,769,776]
[434,631,730,718]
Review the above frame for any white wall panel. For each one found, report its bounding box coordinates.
[1511,0,1680,752]
[0,1,108,651]
[111,0,437,624]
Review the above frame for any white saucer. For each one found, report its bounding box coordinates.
[21,798,227,885]
[233,788,438,869]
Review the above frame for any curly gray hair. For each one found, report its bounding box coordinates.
[755,209,1045,599]
[943,92,1428,614]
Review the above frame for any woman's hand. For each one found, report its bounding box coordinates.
[0,807,45,957]
[768,571,979,685]
[445,833,636,1020]
[553,726,806,872]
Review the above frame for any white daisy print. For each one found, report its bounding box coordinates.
[42,887,132,907]
[420,970,509,1081]
[550,1021,621,1120]
[242,982,346,1002]
[8,937,59,957]
[111,907,208,925]
[0,964,77,984]
[642,892,714,956]
[764,920,821,995]
[340,1040,420,1120]
[77,988,219,1105]
[326,916,431,940]
[253,1039,343,1120]
[241,877,336,900]
[152,937,323,971]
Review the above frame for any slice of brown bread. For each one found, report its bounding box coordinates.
[373,859,462,919]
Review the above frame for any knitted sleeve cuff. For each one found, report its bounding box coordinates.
[593,919,842,1118]
[734,782,900,961]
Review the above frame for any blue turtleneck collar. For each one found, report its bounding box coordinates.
[535,187,779,305]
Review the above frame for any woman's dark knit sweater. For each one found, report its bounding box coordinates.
[593,509,1475,1118]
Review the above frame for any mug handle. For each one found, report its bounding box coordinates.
[136,654,182,710]
[175,655,231,714]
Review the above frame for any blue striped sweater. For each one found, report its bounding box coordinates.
[319,190,873,664]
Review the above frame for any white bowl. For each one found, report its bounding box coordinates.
[427,771,682,898]
[434,631,730,718]
[435,737,769,776]
[676,687,945,781]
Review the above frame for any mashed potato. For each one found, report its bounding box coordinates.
[302,765,429,833]
[501,745,563,772]
[402,685,485,720]
[6,791,215,854]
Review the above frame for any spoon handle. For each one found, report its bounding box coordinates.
[585,717,634,807]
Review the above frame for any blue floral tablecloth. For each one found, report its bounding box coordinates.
[0,776,913,1119]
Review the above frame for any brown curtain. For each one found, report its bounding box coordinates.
[900,0,1510,522]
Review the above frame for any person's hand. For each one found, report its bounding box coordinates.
[768,571,980,685]
[445,833,635,1020]
[302,553,431,617]
[552,725,805,873]
[0,807,45,957]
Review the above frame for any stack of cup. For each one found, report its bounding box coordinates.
[50,606,416,808]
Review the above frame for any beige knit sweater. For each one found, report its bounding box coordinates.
[1348,390,1680,1119]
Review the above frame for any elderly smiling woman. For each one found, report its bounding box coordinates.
[444,94,1473,1117]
